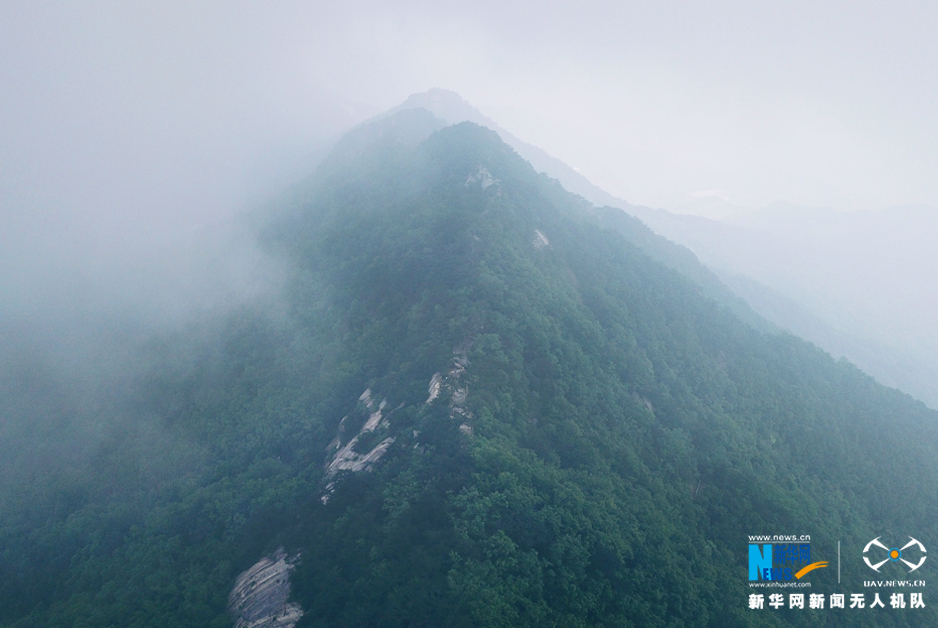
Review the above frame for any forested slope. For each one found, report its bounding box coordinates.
[1,109,935,627]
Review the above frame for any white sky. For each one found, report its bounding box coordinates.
[2,1,937,258]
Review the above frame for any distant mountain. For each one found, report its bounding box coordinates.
[386,90,938,410]
[629,202,938,408]
[3,108,935,627]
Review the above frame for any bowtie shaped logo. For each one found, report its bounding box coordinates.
[863,537,926,572]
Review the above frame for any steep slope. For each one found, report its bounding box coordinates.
[384,89,623,209]
[1,111,936,628]
[387,91,938,410]
[592,206,776,334]
[387,91,772,335]
[270,115,938,627]
[628,202,938,408]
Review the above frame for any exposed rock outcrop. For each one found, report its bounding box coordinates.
[465,165,499,189]
[321,389,396,502]
[322,349,475,503]
[533,229,550,249]
[228,549,302,628]
[425,346,473,435]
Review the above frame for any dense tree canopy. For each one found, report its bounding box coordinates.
[1,110,935,627]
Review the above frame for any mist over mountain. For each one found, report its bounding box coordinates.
[384,89,623,209]
[2,107,935,627]
[628,202,938,408]
[384,90,938,411]
[4,4,938,624]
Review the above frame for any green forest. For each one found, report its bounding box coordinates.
[1,109,936,627]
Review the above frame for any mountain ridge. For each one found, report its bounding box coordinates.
[0,110,935,628]
[383,89,938,410]
[270,114,938,627]
[383,89,625,209]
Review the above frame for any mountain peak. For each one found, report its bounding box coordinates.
[5,88,938,627]
[387,89,627,209]
[391,88,490,127]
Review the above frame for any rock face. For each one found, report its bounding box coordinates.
[228,549,302,628]
[464,164,498,189]
[424,346,473,435]
[533,229,550,249]
[321,388,396,502]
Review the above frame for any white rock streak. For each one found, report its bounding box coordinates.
[321,389,395,502]
[465,165,498,189]
[426,372,443,403]
[533,229,549,249]
[228,549,302,628]
[424,348,474,435]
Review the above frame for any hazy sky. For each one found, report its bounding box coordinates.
[2,1,937,280]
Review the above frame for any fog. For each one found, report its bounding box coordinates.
[2,2,937,404]
[5,3,938,239]
[2,6,938,620]
[627,203,938,407]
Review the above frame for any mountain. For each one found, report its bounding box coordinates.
[1,109,936,627]
[628,202,938,408]
[384,89,623,208]
[387,91,938,410]
[386,90,773,334]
